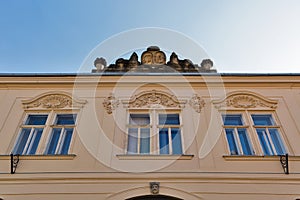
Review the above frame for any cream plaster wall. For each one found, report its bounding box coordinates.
[0,74,300,200]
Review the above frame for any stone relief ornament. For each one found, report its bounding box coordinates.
[92,46,217,73]
[22,92,86,109]
[150,182,160,195]
[189,94,205,113]
[127,90,182,108]
[103,93,119,114]
[212,91,278,109]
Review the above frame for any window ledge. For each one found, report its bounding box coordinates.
[116,154,194,160]
[223,155,300,161]
[0,154,76,160]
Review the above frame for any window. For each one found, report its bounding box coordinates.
[127,114,151,154]
[252,114,286,155]
[45,114,77,155]
[222,113,287,156]
[222,114,253,155]
[13,113,77,155]
[13,114,48,155]
[127,112,183,155]
[158,114,182,154]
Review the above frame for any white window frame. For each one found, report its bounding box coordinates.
[12,111,77,155]
[222,111,288,156]
[222,113,254,155]
[45,113,77,155]
[126,109,183,155]
[250,113,287,156]
[127,112,151,154]
[156,111,183,155]
[12,113,49,155]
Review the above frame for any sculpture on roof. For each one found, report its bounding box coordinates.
[92,46,216,73]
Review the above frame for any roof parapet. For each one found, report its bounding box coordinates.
[92,46,216,73]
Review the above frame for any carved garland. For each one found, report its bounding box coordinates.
[189,94,205,113]
[103,93,119,114]
[213,91,278,109]
[22,92,87,109]
[128,90,181,109]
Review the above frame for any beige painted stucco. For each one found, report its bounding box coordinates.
[0,74,300,200]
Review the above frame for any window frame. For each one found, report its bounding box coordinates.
[221,110,288,156]
[12,113,49,155]
[222,113,254,155]
[45,113,77,155]
[12,110,78,155]
[126,109,184,155]
[127,112,152,154]
[249,112,287,156]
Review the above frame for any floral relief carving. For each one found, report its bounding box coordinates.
[189,94,205,113]
[22,92,86,109]
[213,91,278,109]
[128,90,181,108]
[103,93,119,114]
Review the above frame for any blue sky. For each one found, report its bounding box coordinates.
[1,0,300,73]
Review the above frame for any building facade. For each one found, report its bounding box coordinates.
[1,47,300,200]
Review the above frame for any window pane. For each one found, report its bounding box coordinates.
[46,128,61,154]
[25,115,48,125]
[55,114,77,125]
[27,128,43,154]
[171,128,182,154]
[129,114,150,125]
[269,128,286,155]
[238,129,253,155]
[140,128,150,154]
[225,129,239,155]
[60,128,73,154]
[252,115,274,126]
[256,128,274,155]
[222,115,243,126]
[159,128,169,154]
[127,128,138,154]
[159,114,179,125]
[14,128,31,154]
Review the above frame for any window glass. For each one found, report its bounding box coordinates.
[127,128,138,154]
[269,128,286,155]
[159,128,169,154]
[25,115,48,125]
[129,114,150,125]
[128,112,182,155]
[159,114,179,125]
[60,128,73,154]
[222,114,243,126]
[45,114,76,155]
[171,129,182,154]
[55,114,76,125]
[46,128,61,154]
[225,129,239,155]
[256,128,274,155]
[13,114,47,155]
[238,129,252,155]
[222,114,253,155]
[27,128,43,154]
[140,128,150,154]
[13,129,31,154]
[252,115,274,126]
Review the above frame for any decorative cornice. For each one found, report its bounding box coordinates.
[103,93,119,114]
[189,94,205,113]
[22,92,87,109]
[125,90,184,109]
[92,46,217,73]
[212,91,278,110]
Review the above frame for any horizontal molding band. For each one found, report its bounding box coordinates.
[0,154,76,160]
